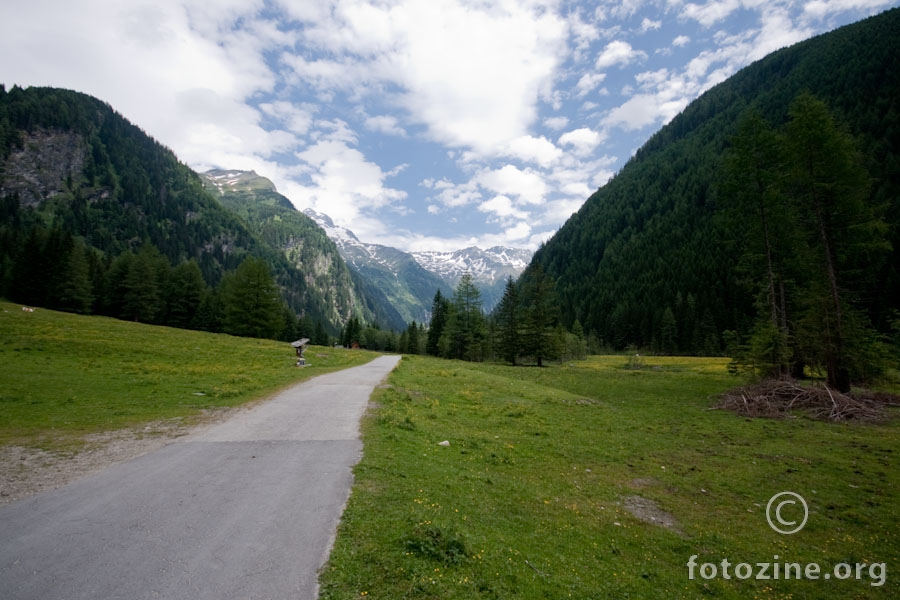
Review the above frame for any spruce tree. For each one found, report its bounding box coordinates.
[520,264,558,367]
[221,256,285,340]
[426,290,449,356]
[496,276,521,365]
[450,273,485,361]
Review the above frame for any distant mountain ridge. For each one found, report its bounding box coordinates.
[303,209,532,312]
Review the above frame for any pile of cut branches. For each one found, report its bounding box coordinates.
[717,379,897,423]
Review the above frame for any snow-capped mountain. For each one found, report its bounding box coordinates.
[411,247,532,287]
[304,209,533,312]
[304,209,451,323]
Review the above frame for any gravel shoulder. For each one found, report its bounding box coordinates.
[0,409,238,506]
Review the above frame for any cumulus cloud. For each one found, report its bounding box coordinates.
[478,195,528,221]
[558,128,606,156]
[475,165,548,206]
[503,135,563,168]
[279,0,570,157]
[682,0,742,27]
[595,40,648,69]
[576,72,608,97]
[640,17,662,31]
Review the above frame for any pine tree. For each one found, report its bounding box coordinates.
[449,273,485,361]
[426,290,450,356]
[221,256,285,339]
[55,239,94,314]
[520,264,558,367]
[496,276,521,365]
[165,260,206,328]
[123,244,168,323]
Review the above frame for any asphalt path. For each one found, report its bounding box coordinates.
[0,354,401,600]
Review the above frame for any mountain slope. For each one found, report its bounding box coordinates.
[304,209,532,314]
[202,170,406,331]
[303,209,451,323]
[529,8,900,352]
[0,86,348,332]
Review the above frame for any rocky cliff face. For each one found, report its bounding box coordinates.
[0,129,87,207]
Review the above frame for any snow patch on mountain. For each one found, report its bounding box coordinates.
[411,247,532,286]
[304,209,532,312]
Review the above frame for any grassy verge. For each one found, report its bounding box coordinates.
[0,301,372,450]
[320,354,899,599]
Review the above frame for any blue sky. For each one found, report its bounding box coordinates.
[2,0,897,251]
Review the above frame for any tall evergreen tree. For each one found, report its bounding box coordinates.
[221,256,285,339]
[495,276,521,365]
[785,94,889,390]
[449,273,485,361]
[164,260,206,328]
[55,239,94,314]
[426,290,449,356]
[123,244,168,323]
[520,264,558,367]
[721,110,797,376]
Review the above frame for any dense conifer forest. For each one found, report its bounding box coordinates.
[527,9,900,372]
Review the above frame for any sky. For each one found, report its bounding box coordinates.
[1,0,897,252]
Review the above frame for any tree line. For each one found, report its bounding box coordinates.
[0,221,332,345]
[422,270,587,366]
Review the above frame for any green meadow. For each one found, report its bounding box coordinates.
[320,355,899,599]
[0,301,371,451]
[2,302,898,598]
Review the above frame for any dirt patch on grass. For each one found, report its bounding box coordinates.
[0,409,237,506]
[621,495,683,535]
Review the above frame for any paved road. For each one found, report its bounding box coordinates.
[0,354,401,600]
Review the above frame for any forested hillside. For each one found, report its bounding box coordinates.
[0,86,355,336]
[529,8,900,356]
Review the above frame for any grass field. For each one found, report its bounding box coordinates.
[319,354,900,599]
[0,301,372,451]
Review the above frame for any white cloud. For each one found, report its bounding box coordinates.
[558,128,606,156]
[260,101,316,135]
[503,135,563,168]
[803,0,897,18]
[682,0,742,27]
[640,18,662,31]
[576,72,608,97]
[475,165,548,206]
[673,34,692,46]
[280,0,570,157]
[543,116,570,130]
[293,139,407,233]
[478,195,528,221]
[364,114,407,136]
[603,93,685,131]
[595,40,648,69]
[422,178,482,209]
